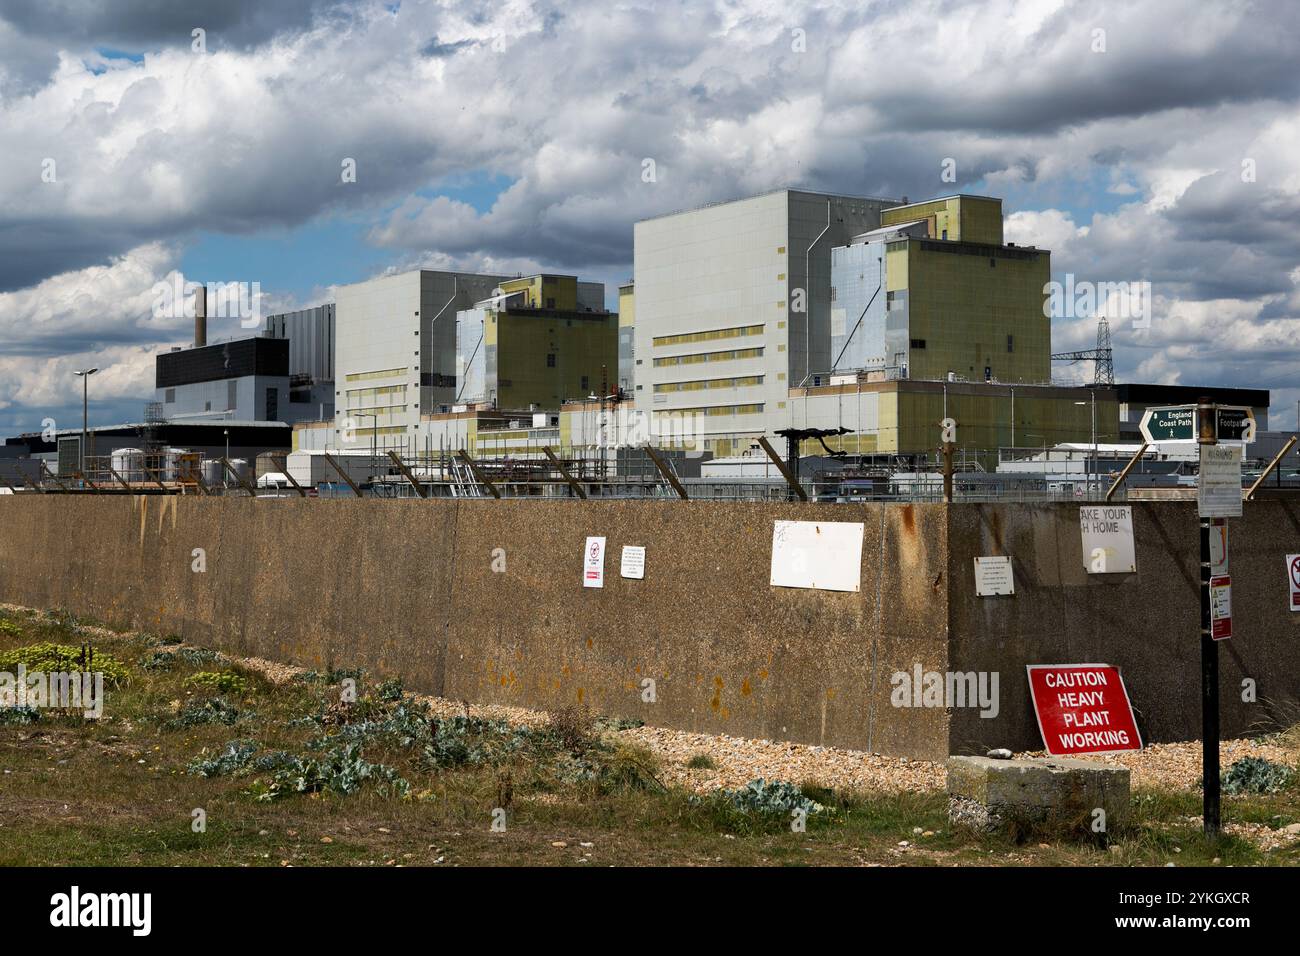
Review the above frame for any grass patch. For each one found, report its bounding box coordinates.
[0,641,129,686]
[0,605,1297,867]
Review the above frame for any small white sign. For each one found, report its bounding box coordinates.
[1209,520,1229,574]
[583,536,606,588]
[974,556,1014,596]
[620,545,646,580]
[1079,505,1136,574]
[1198,444,1243,518]
[770,520,864,593]
[1287,554,1300,612]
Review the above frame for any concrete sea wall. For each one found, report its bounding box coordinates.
[1,495,1296,758]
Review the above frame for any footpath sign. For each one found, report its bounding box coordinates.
[582,536,606,588]
[1139,404,1256,444]
[1198,444,1243,518]
[1026,664,1143,756]
[1288,554,1300,611]
[1215,407,1256,442]
[1139,405,1197,442]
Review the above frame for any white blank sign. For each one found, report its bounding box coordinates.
[770,520,864,593]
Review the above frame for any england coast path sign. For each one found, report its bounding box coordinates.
[1139,404,1256,444]
[1139,404,1197,442]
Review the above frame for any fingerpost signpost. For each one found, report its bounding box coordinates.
[1139,399,1257,837]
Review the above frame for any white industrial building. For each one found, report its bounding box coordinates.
[631,189,900,456]
[333,270,508,451]
[333,269,608,452]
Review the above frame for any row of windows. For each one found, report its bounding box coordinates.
[346,385,407,401]
[654,375,765,393]
[654,403,766,418]
[345,403,407,417]
[653,346,764,367]
[345,367,408,383]
[652,324,764,347]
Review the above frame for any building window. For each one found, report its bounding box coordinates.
[1007,334,1014,353]
[580,375,589,391]
[989,258,996,267]
[910,338,926,349]
[546,353,556,367]
[266,387,278,421]
[164,388,175,403]
[653,324,763,347]
[546,298,556,309]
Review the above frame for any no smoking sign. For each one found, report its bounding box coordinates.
[1288,554,1300,612]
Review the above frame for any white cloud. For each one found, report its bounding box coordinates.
[2,0,1299,428]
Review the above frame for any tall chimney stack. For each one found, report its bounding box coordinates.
[194,284,207,348]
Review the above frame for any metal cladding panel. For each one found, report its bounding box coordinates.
[156,338,289,389]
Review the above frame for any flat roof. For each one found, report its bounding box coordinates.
[1115,383,1271,406]
[54,420,291,437]
[885,193,1003,209]
[637,187,902,224]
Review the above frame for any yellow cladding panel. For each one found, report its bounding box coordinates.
[495,311,618,408]
[882,196,1003,245]
[798,432,880,456]
[501,275,579,310]
[619,287,635,328]
[886,243,909,291]
[905,243,1051,384]
[892,388,1118,467]
[500,276,538,306]
[959,197,1004,245]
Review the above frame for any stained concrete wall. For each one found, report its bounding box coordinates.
[2,496,1295,759]
[0,497,950,757]
[947,501,1300,754]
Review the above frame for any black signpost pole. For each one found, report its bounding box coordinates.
[1199,517,1219,837]
[1197,397,1220,838]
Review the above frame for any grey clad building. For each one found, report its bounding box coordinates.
[631,188,900,456]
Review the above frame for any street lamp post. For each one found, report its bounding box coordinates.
[1091,390,1097,496]
[223,429,230,488]
[73,368,98,478]
[1075,395,1097,496]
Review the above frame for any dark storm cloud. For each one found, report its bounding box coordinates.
[0,0,334,49]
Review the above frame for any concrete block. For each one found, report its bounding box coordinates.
[947,755,1130,838]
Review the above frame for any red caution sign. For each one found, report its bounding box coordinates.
[1026,664,1143,756]
[1210,575,1232,640]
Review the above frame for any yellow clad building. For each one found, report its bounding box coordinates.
[455,274,618,410]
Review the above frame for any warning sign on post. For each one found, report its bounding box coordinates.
[1210,575,1232,640]
[1026,664,1143,756]
[1198,444,1243,518]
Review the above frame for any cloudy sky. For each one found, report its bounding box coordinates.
[1,0,1298,435]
